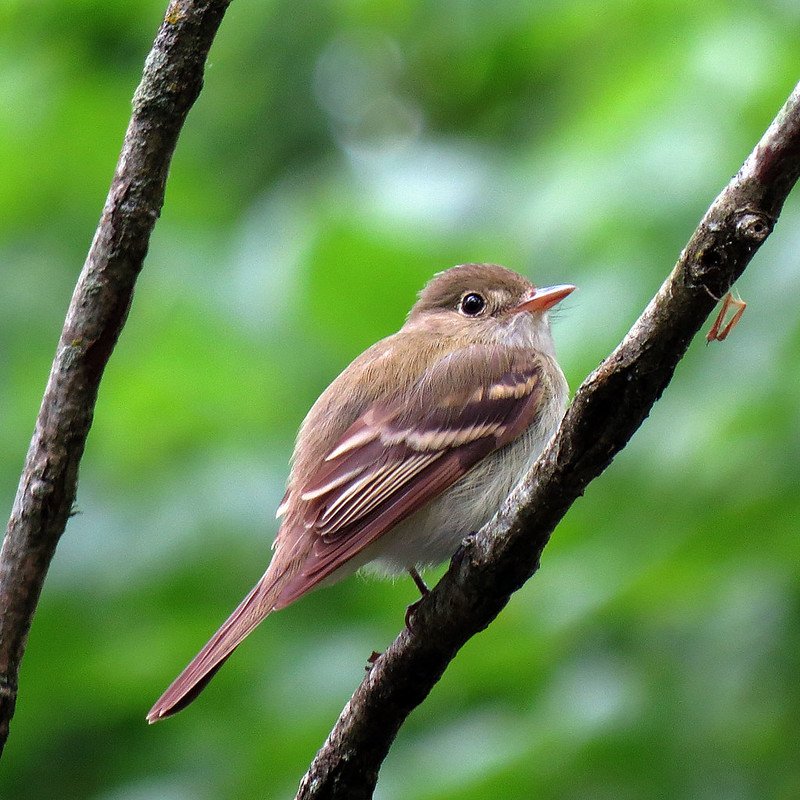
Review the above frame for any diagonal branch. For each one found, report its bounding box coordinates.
[296,81,800,800]
[0,0,232,757]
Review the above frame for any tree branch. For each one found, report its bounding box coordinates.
[295,81,800,800]
[0,0,231,757]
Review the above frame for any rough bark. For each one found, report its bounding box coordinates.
[295,81,800,799]
[0,0,231,756]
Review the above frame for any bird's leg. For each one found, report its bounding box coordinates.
[409,566,430,596]
[405,567,430,631]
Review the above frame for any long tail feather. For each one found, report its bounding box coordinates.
[147,570,281,723]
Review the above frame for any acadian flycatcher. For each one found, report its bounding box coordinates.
[148,263,575,722]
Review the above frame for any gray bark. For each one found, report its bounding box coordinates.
[0,0,232,756]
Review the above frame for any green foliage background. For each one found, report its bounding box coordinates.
[2,1,799,798]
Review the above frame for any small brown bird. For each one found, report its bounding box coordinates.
[147,263,574,722]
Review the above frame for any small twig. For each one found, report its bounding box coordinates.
[0,0,232,757]
[295,81,800,800]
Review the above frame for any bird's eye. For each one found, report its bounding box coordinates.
[459,292,486,316]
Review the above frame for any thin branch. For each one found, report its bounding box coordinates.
[296,81,800,800]
[0,0,231,756]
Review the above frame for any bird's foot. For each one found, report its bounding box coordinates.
[404,567,430,632]
[404,598,423,632]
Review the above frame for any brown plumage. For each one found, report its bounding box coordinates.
[147,264,574,722]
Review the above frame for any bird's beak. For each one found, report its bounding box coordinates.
[514,284,576,314]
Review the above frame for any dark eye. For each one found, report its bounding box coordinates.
[459,292,486,316]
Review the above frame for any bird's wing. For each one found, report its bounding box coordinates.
[273,345,548,608]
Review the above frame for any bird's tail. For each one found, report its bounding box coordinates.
[146,569,283,723]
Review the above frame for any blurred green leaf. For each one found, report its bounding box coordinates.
[2,1,799,799]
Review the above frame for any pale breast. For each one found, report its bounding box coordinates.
[361,356,568,574]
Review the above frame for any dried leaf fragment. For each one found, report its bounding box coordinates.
[706,291,746,343]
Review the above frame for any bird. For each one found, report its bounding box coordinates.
[147,263,575,722]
